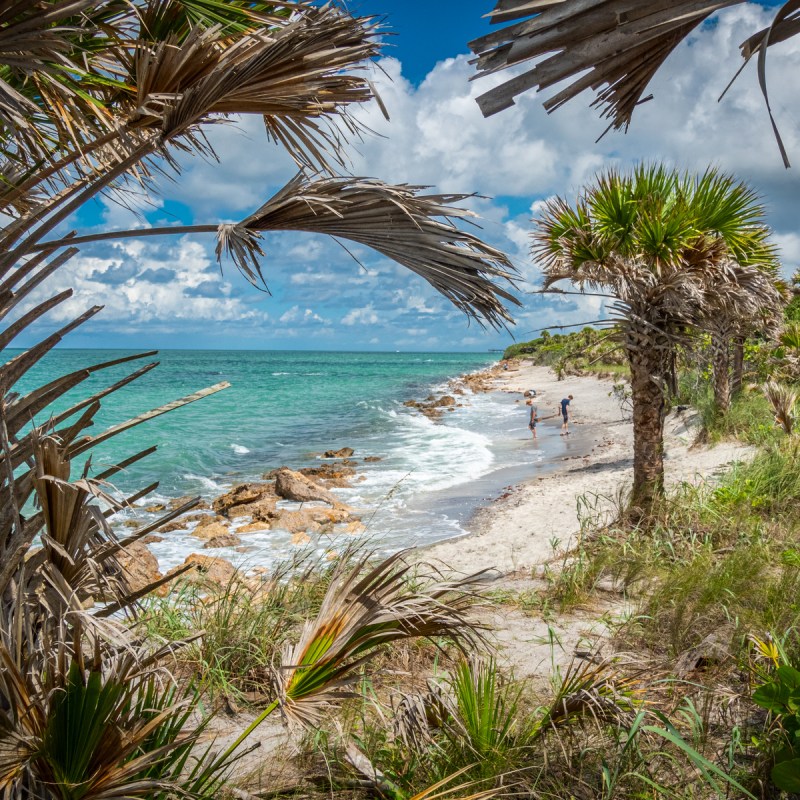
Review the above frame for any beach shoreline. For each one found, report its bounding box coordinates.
[424,360,754,575]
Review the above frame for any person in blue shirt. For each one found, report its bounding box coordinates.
[560,395,573,435]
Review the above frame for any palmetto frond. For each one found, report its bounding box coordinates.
[0,627,229,799]
[274,552,487,727]
[35,173,521,327]
[212,553,488,767]
[0,0,129,159]
[763,380,797,435]
[131,3,386,172]
[0,0,384,199]
[469,1,799,164]
[227,173,520,327]
[534,166,778,334]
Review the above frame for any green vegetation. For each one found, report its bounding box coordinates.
[504,327,627,378]
[0,1,519,797]
[516,416,800,797]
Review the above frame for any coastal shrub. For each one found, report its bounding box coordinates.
[316,657,660,798]
[546,459,800,660]
[503,327,627,376]
[714,438,800,515]
[691,382,780,445]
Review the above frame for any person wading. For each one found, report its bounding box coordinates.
[526,398,538,440]
[560,395,573,435]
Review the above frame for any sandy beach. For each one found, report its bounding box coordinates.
[427,361,753,576]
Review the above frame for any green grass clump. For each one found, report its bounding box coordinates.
[319,656,663,799]
[714,438,800,515]
[694,386,780,446]
[546,437,800,664]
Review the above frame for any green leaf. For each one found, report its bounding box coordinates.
[643,723,756,799]
[753,666,800,712]
[772,758,800,792]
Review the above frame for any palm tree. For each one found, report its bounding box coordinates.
[704,269,785,415]
[534,165,778,515]
[0,2,518,795]
[469,1,798,165]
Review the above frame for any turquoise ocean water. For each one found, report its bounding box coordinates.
[14,350,552,570]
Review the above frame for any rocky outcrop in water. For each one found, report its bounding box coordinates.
[213,483,274,517]
[203,533,242,549]
[175,554,236,587]
[323,447,354,458]
[192,520,231,541]
[273,468,340,506]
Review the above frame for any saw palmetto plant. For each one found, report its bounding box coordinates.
[215,552,488,765]
[534,164,781,515]
[330,656,639,797]
[0,0,519,796]
[469,0,799,165]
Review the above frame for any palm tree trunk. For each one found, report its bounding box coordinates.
[667,350,679,399]
[731,335,745,397]
[627,336,667,516]
[711,329,731,414]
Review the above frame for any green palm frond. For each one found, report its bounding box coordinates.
[781,322,800,351]
[276,552,486,726]
[215,553,488,768]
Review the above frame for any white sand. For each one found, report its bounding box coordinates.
[426,362,752,576]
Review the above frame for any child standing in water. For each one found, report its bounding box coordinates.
[526,398,538,440]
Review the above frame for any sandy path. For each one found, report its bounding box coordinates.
[427,362,752,576]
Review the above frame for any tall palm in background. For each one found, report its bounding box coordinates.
[534,165,779,515]
[705,273,785,414]
[0,1,517,795]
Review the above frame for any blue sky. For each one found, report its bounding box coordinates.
[33,1,800,352]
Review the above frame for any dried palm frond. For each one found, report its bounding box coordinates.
[231,173,519,327]
[469,0,798,164]
[763,380,797,435]
[129,4,385,172]
[0,0,122,154]
[34,174,520,327]
[537,659,640,733]
[0,0,385,219]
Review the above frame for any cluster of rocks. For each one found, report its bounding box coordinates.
[118,453,382,594]
[403,393,459,420]
[401,364,502,421]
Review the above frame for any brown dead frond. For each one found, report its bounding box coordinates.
[763,380,797,435]
[224,172,520,327]
[470,1,798,164]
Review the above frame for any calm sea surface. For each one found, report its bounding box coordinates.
[13,349,555,569]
